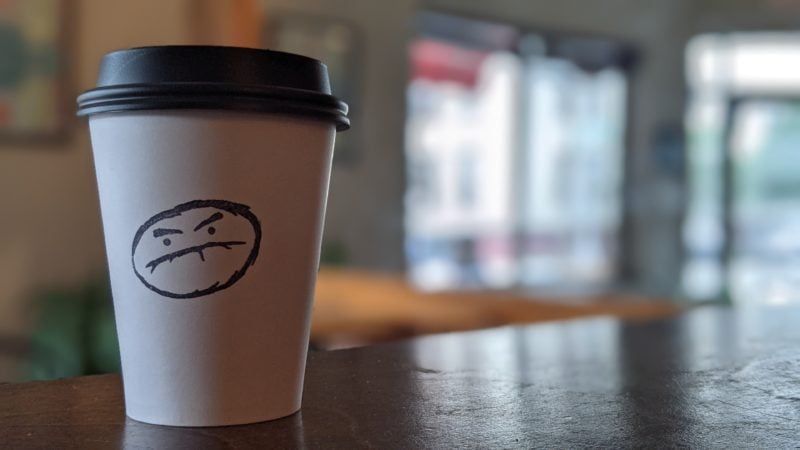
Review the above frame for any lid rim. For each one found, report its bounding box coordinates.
[78,96,350,131]
[77,83,347,110]
[77,46,349,131]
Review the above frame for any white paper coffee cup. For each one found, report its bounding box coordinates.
[78,46,349,427]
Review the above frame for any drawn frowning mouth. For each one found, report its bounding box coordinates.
[145,241,247,273]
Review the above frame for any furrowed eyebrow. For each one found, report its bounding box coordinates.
[153,228,183,238]
[194,212,224,231]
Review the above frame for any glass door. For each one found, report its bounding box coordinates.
[727,98,800,305]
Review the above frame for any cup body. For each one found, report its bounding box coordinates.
[89,110,334,426]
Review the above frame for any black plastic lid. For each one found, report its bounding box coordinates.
[77,46,349,131]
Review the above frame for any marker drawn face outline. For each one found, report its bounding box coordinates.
[131,199,262,299]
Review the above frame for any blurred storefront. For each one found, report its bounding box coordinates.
[405,13,631,293]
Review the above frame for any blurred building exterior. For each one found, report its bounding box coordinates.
[404,14,628,292]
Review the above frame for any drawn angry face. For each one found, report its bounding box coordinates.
[132,200,261,298]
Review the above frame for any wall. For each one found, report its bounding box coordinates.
[694,0,800,32]
[262,0,413,272]
[0,0,196,335]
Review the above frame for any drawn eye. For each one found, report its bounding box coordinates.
[163,238,171,246]
[208,227,216,235]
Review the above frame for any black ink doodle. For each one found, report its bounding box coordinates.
[131,200,261,299]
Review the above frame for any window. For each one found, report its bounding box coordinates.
[405,12,632,292]
[683,32,800,304]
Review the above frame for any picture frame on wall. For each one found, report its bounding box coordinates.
[265,13,360,164]
[0,0,68,142]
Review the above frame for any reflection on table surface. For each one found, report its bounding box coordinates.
[2,305,799,448]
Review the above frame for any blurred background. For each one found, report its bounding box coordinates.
[3,0,800,381]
